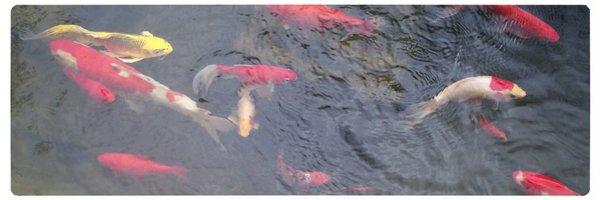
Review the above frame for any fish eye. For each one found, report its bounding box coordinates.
[509,93,516,98]
[153,49,165,54]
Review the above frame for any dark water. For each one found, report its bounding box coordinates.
[11,5,589,195]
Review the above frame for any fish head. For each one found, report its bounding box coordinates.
[50,40,81,71]
[143,37,173,57]
[489,76,526,101]
[279,68,298,82]
[513,170,525,186]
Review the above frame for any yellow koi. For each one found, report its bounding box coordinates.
[24,24,173,63]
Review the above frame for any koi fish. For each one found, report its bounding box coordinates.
[477,117,508,141]
[513,170,579,195]
[192,64,297,98]
[227,87,258,137]
[25,24,173,63]
[63,68,116,106]
[97,152,187,181]
[277,150,331,191]
[50,40,233,150]
[438,5,559,42]
[265,5,374,36]
[407,76,526,124]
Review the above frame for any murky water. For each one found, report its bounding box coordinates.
[11,5,589,195]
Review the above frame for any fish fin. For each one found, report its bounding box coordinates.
[196,113,235,151]
[227,114,238,125]
[170,166,188,182]
[20,24,90,40]
[251,84,275,100]
[254,122,260,130]
[118,57,144,63]
[405,99,440,125]
[124,96,145,114]
[192,64,222,98]
[140,31,153,36]
[100,50,120,58]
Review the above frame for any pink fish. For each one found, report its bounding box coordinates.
[50,40,233,150]
[513,170,579,195]
[277,151,331,191]
[192,64,297,97]
[478,117,508,141]
[439,5,559,42]
[97,152,187,181]
[63,68,116,106]
[265,5,374,36]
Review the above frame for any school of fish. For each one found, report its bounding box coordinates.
[24,4,580,195]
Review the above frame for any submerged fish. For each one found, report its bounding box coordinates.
[438,5,559,42]
[265,5,374,36]
[513,170,579,195]
[63,68,116,106]
[97,152,187,181]
[25,24,173,63]
[277,150,331,191]
[192,64,297,98]
[50,40,233,150]
[227,87,259,137]
[407,76,526,124]
[477,117,508,141]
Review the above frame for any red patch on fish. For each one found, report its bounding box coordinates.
[50,40,156,95]
[277,151,331,190]
[478,117,508,141]
[484,5,559,42]
[97,152,187,181]
[166,90,177,102]
[63,68,116,106]
[265,5,374,36]
[216,64,297,85]
[489,76,514,91]
[513,170,579,195]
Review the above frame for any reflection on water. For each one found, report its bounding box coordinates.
[11,5,589,195]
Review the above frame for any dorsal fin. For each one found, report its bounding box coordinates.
[140,31,153,36]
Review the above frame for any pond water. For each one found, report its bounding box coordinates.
[11,5,589,195]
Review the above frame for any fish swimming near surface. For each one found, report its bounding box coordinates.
[265,5,375,36]
[97,152,187,181]
[228,87,259,137]
[277,150,331,191]
[407,76,526,125]
[513,170,579,195]
[437,5,559,42]
[25,24,173,63]
[477,117,508,141]
[50,40,233,150]
[63,68,116,106]
[192,64,297,98]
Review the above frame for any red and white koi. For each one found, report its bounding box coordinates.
[50,40,233,150]
[513,170,579,195]
[265,5,374,36]
[277,150,331,191]
[407,76,526,124]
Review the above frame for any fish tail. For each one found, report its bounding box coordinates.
[21,24,91,40]
[170,165,188,182]
[196,114,235,151]
[405,99,440,125]
[192,64,223,98]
